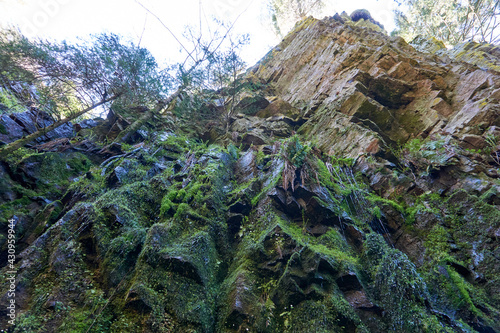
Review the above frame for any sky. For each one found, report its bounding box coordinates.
[0,0,398,67]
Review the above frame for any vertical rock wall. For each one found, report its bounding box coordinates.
[0,14,499,333]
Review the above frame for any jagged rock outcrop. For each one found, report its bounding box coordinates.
[0,12,499,333]
[0,108,75,145]
[249,16,499,155]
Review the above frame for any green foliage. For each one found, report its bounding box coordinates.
[265,0,327,37]
[0,152,91,212]
[409,190,499,323]
[0,87,24,113]
[401,135,456,173]
[226,143,240,160]
[166,29,249,132]
[484,133,500,165]
[0,196,31,222]
[283,299,360,333]
[68,167,107,198]
[0,29,171,123]
[12,314,44,332]
[160,195,174,217]
[276,214,357,268]
[283,134,310,167]
[394,0,500,45]
[399,192,442,225]
[254,149,266,169]
[485,133,499,149]
[201,35,249,130]
[312,154,380,228]
[315,158,338,190]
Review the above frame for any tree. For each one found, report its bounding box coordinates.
[197,34,248,131]
[0,30,171,156]
[115,3,249,142]
[265,0,327,37]
[0,1,249,152]
[394,0,500,46]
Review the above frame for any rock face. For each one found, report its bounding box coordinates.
[0,108,75,145]
[1,13,500,333]
[251,16,499,155]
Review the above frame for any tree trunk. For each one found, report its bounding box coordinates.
[0,95,117,158]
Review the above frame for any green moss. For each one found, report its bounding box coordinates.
[158,133,194,153]
[276,215,357,269]
[7,110,498,332]
[0,196,31,222]
[68,167,107,197]
[251,162,284,206]
[226,143,240,160]
[284,298,365,333]
[362,232,455,330]
[218,258,260,330]
[175,188,186,201]
[8,152,92,198]
[2,147,37,165]
[103,225,147,285]
[160,195,174,216]
[67,155,91,173]
[184,182,204,202]
[367,193,405,214]
[414,189,500,320]
[424,225,453,263]
[363,233,387,267]
[229,179,254,196]
[0,132,241,332]
[93,180,165,231]
[373,249,434,331]
[315,158,338,189]
[0,88,25,113]
[173,202,190,220]
[312,155,378,227]
[255,149,266,167]
[127,224,219,331]
[446,267,477,313]
[58,309,94,332]
[109,312,143,332]
[329,155,355,168]
[219,204,367,331]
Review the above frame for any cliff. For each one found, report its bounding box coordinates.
[0,14,499,332]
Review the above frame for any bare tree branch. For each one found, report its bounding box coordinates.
[134,0,196,63]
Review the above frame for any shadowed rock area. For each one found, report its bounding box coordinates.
[0,13,499,332]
